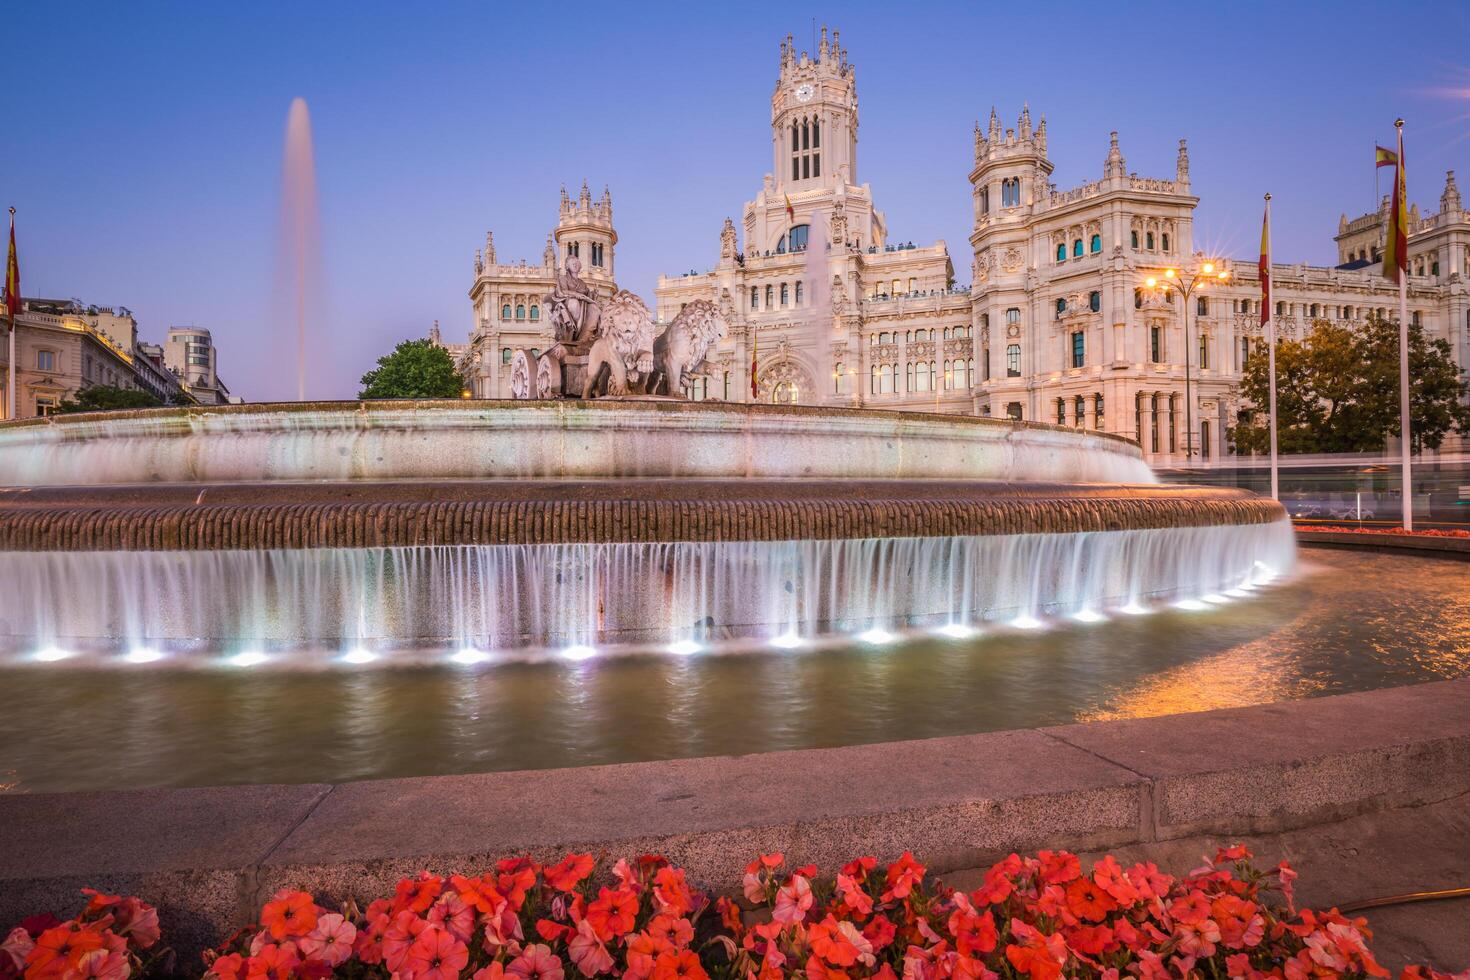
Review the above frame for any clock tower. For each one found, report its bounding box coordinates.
[772,26,858,192]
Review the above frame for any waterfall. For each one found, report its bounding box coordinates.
[0,520,1296,664]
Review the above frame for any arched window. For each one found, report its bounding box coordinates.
[885,364,897,393]
[979,188,990,215]
[1275,301,1284,316]
[871,365,881,395]
[916,361,929,392]
[834,363,844,394]
[1006,344,1021,377]
[1055,297,1067,316]
[788,224,810,252]
[529,305,539,320]
[780,283,789,306]
[1131,230,1140,249]
[1197,297,1208,316]
[906,362,915,392]
[765,285,774,307]
[1073,239,1084,257]
[515,304,525,319]
[1090,234,1102,253]
[1089,291,1101,313]
[1309,303,1319,317]
[1075,395,1086,426]
[751,287,759,309]
[1056,243,1067,263]
[501,304,512,319]
[1094,393,1104,430]
[795,281,804,305]
[1006,307,1020,325]
[1161,233,1171,252]
[1134,289,1143,310]
[1146,232,1155,250]
[1056,398,1066,425]
[879,332,890,344]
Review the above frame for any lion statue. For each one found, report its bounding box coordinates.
[583,290,657,397]
[650,300,726,398]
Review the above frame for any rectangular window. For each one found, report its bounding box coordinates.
[1071,331,1084,368]
[501,348,512,365]
[750,287,758,310]
[1198,334,1209,370]
[36,350,55,372]
[1006,344,1021,377]
[1006,307,1020,325]
[1150,326,1161,363]
[982,349,991,381]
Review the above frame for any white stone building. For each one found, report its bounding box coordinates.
[455,28,1469,462]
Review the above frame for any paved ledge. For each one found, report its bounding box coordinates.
[0,480,1283,551]
[2,679,1467,959]
[1297,529,1470,560]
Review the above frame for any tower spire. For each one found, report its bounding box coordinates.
[1176,138,1190,184]
[1104,131,1126,179]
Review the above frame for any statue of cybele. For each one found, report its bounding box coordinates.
[545,256,601,348]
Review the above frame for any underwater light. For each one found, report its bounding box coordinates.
[228,651,269,667]
[32,646,73,663]
[934,623,977,639]
[1201,594,1230,604]
[1009,615,1045,630]
[341,648,377,664]
[560,644,597,661]
[857,628,896,645]
[450,648,489,665]
[1173,598,1209,612]
[125,648,164,664]
[667,640,701,656]
[1071,609,1107,624]
[1119,602,1152,616]
[769,633,804,650]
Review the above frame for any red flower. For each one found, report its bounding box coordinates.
[393,873,444,916]
[585,887,638,942]
[1004,922,1068,980]
[451,874,506,916]
[651,948,706,980]
[259,890,317,941]
[808,916,862,968]
[861,916,897,951]
[544,854,595,893]
[405,927,469,980]
[947,905,998,957]
[244,943,300,980]
[1064,877,1118,922]
[881,852,926,902]
[1037,851,1081,886]
[652,867,695,918]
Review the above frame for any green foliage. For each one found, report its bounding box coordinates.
[56,385,163,414]
[358,339,467,400]
[1231,313,1470,454]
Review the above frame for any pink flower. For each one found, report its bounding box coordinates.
[509,944,565,980]
[772,875,813,925]
[383,910,428,973]
[1,928,34,973]
[71,948,130,980]
[405,926,469,980]
[429,894,476,945]
[567,920,613,977]
[298,912,356,967]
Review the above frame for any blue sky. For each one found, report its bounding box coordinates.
[5,1,1469,401]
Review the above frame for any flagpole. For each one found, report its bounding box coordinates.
[6,207,15,423]
[1395,119,1412,531]
[1265,194,1279,502]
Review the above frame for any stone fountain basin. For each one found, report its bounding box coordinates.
[0,400,1155,487]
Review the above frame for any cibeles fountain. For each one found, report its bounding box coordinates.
[0,257,1294,668]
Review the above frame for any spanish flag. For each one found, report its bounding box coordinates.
[1376,135,1407,283]
[784,194,794,224]
[5,208,18,319]
[750,328,758,399]
[1258,201,1270,328]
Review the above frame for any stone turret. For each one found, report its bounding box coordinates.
[1104,131,1127,180]
[720,217,737,261]
[543,234,555,268]
[484,231,496,265]
[559,185,571,216]
[1176,138,1190,185]
[1441,170,1462,214]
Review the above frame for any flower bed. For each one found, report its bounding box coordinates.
[1297,525,1470,539]
[3,847,1466,980]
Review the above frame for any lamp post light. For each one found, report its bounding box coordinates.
[1144,259,1230,462]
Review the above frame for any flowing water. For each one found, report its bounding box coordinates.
[1,548,1465,794]
[0,523,1294,660]
[280,97,318,402]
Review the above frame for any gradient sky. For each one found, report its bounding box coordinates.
[5,1,1469,401]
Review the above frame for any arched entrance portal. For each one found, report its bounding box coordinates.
[756,358,816,406]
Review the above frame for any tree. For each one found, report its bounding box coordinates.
[359,339,467,400]
[1231,314,1470,454]
[56,385,163,414]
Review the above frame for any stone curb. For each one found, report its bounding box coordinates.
[2,679,1466,960]
[1297,529,1470,559]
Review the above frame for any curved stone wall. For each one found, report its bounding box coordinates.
[0,480,1282,551]
[0,400,1154,487]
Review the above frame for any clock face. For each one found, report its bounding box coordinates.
[794,83,815,103]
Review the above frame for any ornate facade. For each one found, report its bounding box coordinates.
[455,28,1470,460]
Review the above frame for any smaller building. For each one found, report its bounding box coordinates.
[1,298,157,417]
[164,326,235,405]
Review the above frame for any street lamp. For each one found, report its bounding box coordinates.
[1143,259,1230,461]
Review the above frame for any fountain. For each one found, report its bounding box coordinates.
[280,97,318,403]
[0,396,1292,665]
